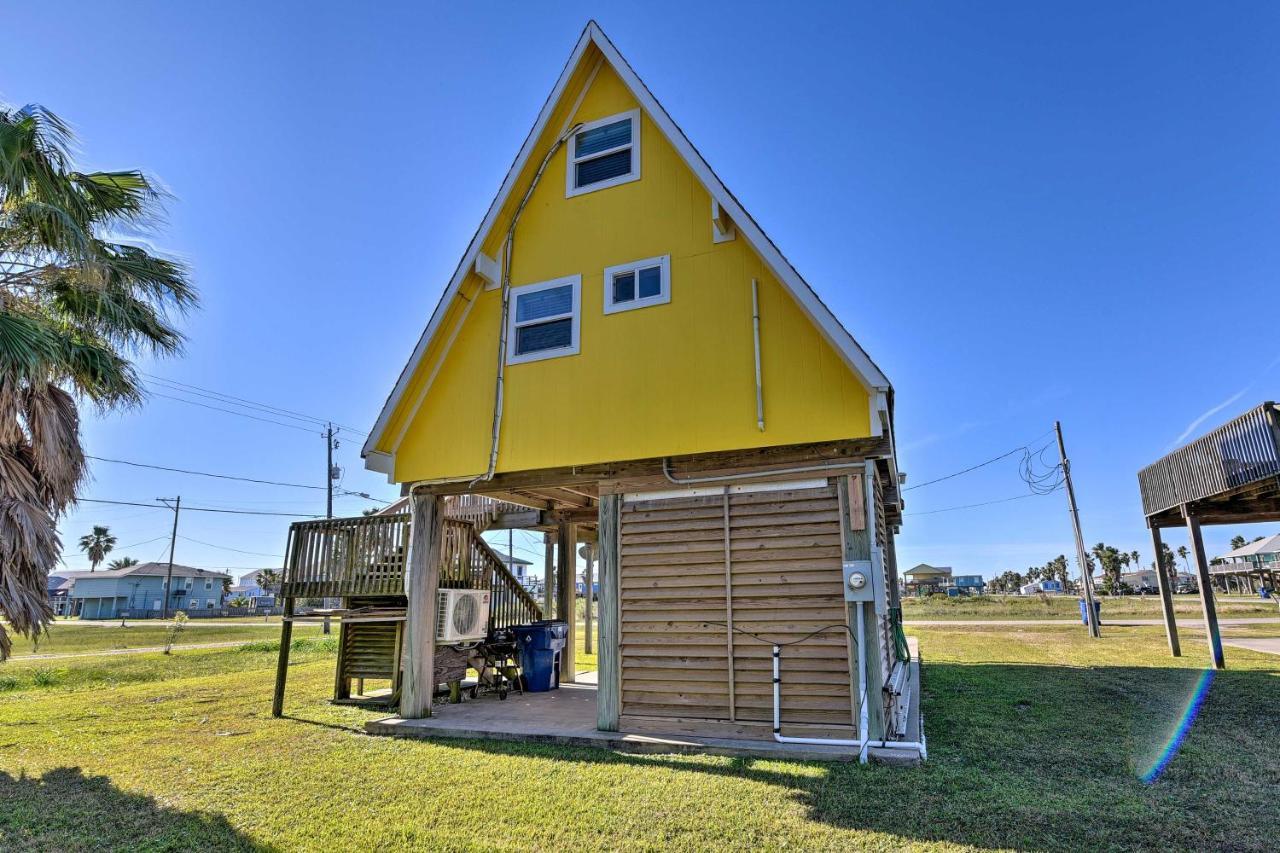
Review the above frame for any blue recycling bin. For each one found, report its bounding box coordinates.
[1078,598,1102,626]
[513,620,568,692]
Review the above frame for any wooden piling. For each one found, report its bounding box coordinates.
[401,492,444,718]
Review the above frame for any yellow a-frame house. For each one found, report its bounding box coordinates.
[273,22,917,762]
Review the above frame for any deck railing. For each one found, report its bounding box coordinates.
[1138,402,1280,517]
[280,513,541,628]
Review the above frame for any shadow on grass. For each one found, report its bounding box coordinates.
[400,661,1280,852]
[0,767,268,852]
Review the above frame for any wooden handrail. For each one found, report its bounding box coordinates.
[280,512,540,628]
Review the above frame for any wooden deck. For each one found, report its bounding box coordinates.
[365,658,923,765]
[1138,402,1280,527]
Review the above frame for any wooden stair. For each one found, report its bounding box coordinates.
[331,520,542,705]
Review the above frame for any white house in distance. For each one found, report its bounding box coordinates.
[1212,533,1280,593]
[228,569,279,609]
[488,550,533,584]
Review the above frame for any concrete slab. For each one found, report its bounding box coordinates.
[365,657,925,766]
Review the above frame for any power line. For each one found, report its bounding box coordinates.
[902,426,1060,492]
[85,454,391,503]
[59,534,169,559]
[79,497,321,518]
[903,488,1060,516]
[904,445,1031,492]
[89,455,328,491]
[176,534,284,559]
[148,391,320,434]
[141,372,369,436]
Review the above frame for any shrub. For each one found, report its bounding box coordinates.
[163,611,189,655]
[0,674,18,691]
[31,667,59,687]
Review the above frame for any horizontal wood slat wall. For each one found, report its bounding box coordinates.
[619,483,854,740]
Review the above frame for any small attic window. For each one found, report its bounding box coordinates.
[603,255,670,314]
[507,275,581,364]
[566,109,640,197]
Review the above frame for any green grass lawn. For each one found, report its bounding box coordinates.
[1,622,1277,851]
[10,621,321,656]
[902,592,1279,620]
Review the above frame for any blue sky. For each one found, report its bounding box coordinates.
[4,2,1278,581]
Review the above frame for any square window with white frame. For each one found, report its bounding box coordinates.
[507,275,582,364]
[603,255,671,314]
[566,109,640,197]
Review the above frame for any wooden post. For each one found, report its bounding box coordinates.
[543,531,555,617]
[401,492,444,718]
[333,619,350,700]
[583,543,594,656]
[1149,525,1181,657]
[596,495,621,731]
[1182,506,1224,670]
[271,595,295,718]
[556,520,577,683]
[838,472,885,740]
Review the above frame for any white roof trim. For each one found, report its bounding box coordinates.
[363,21,892,463]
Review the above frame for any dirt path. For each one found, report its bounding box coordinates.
[905,617,1280,627]
[8,641,259,661]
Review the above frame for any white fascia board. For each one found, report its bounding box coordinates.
[361,26,597,463]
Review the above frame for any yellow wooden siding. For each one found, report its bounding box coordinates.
[386,56,872,483]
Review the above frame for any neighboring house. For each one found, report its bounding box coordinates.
[489,550,532,584]
[1020,580,1064,595]
[953,575,985,593]
[1215,534,1280,572]
[65,563,231,619]
[228,569,279,610]
[904,564,952,595]
[47,574,74,616]
[279,22,911,750]
[1116,569,1196,592]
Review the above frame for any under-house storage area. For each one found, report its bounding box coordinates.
[619,480,865,740]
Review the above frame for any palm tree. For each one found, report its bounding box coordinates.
[0,104,196,659]
[1230,535,1247,551]
[107,556,138,570]
[78,525,117,572]
[1177,545,1190,573]
[1131,551,1140,572]
[257,569,281,595]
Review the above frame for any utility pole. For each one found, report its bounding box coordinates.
[323,422,338,635]
[325,422,337,519]
[1055,422,1100,638]
[159,496,181,619]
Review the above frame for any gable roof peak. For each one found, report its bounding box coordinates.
[363,21,892,465]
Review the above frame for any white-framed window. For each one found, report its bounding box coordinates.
[206,599,216,609]
[507,275,581,365]
[204,579,212,590]
[566,109,640,197]
[603,255,671,315]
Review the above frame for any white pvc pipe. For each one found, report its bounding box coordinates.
[771,608,925,763]
[772,644,862,748]
[772,608,867,756]
[751,278,765,432]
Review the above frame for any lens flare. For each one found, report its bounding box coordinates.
[1139,668,1215,784]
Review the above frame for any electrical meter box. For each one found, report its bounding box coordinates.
[844,556,887,613]
[843,560,875,603]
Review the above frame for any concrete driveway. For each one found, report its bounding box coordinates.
[1222,637,1280,656]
